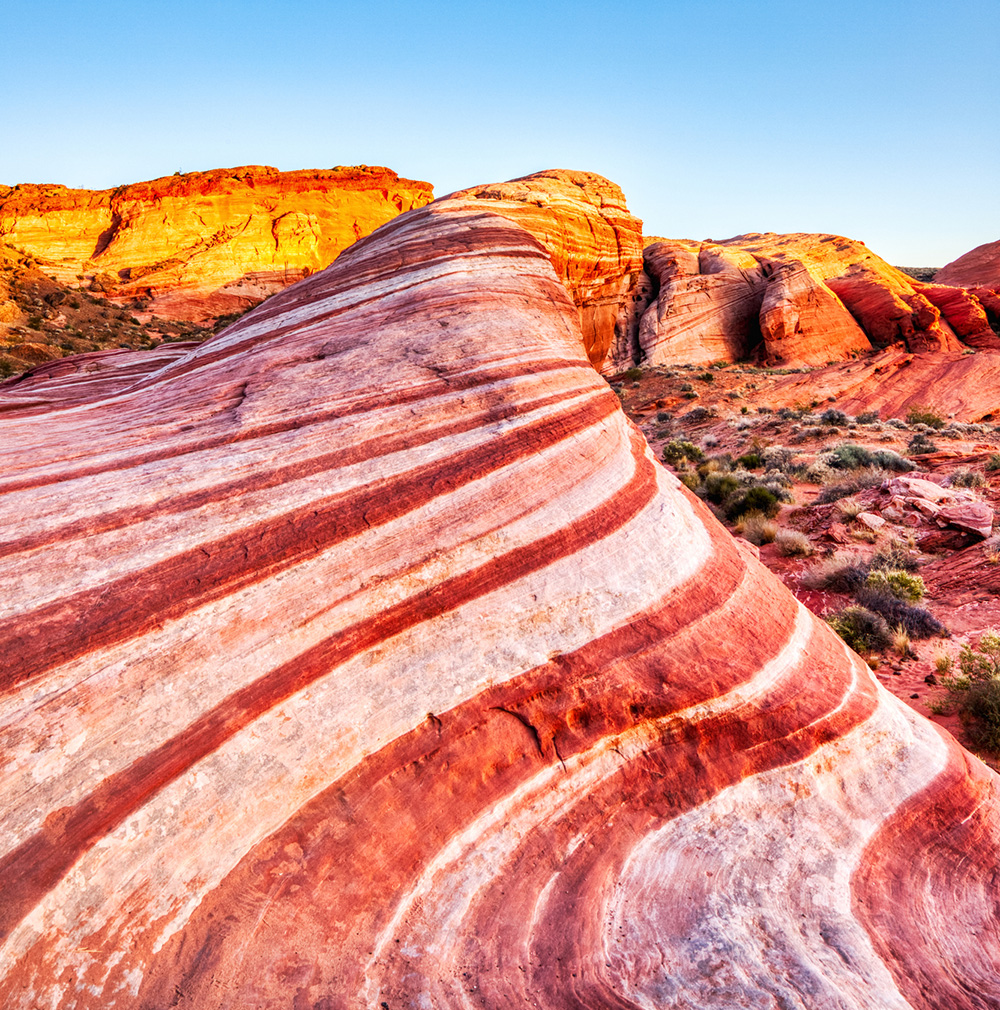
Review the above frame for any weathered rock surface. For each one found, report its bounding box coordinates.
[2,188,1000,1009]
[641,232,970,368]
[937,239,1000,288]
[442,170,646,371]
[0,165,433,321]
[767,346,1000,422]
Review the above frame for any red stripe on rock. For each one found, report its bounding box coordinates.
[0,430,656,945]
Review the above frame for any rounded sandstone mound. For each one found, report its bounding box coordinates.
[1,188,999,1009]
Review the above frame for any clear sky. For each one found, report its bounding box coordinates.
[2,0,996,265]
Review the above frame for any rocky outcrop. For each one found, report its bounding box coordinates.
[0,165,433,321]
[441,170,646,372]
[2,187,1000,1009]
[936,239,1000,288]
[641,232,968,368]
[767,346,1000,422]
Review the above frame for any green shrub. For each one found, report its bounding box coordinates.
[907,406,946,429]
[870,450,913,472]
[620,367,643,382]
[870,542,919,573]
[943,631,1000,750]
[907,433,939,455]
[827,442,874,469]
[726,485,781,520]
[827,606,893,653]
[678,471,701,491]
[986,454,1000,472]
[866,569,926,602]
[662,439,704,465]
[701,472,740,504]
[27,315,43,329]
[853,587,945,638]
[856,409,880,424]
[697,371,715,382]
[814,467,890,503]
[821,408,851,426]
[736,452,763,470]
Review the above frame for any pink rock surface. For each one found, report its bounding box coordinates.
[936,239,1000,288]
[1,186,999,1008]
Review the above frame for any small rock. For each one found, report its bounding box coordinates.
[857,512,885,529]
[910,693,920,699]
[924,674,938,685]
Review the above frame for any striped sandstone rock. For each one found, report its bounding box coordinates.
[1,193,999,1008]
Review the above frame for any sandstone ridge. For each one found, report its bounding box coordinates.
[1,184,999,1008]
[0,165,433,321]
[639,231,1000,368]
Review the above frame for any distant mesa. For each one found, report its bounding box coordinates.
[0,164,433,322]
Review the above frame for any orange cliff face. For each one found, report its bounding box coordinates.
[441,170,648,373]
[0,165,434,321]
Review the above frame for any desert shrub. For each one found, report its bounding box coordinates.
[821,408,851,426]
[27,315,43,329]
[986,454,1000,472]
[697,457,730,476]
[866,568,926,602]
[736,511,779,545]
[891,625,912,658]
[776,529,813,556]
[827,606,893,653]
[948,468,986,489]
[907,432,939,455]
[702,433,719,448]
[697,371,714,382]
[836,496,864,520]
[701,472,740,504]
[856,409,880,424]
[870,541,920,573]
[800,553,867,592]
[736,452,763,470]
[679,382,694,392]
[942,632,1000,750]
[870,449,913,472]
[814,467,890,504]
[620,367,643,382]
[826,442,874,470]
[853,587,945,638]
[761,445,797,472]
[682,390,699,399]
[656,411,671,422]
[662,440,704,465]
[726,485,781,520]
[906,406,946,429]
[678,472,701,491]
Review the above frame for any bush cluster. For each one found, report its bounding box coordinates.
[942,631,1000,751]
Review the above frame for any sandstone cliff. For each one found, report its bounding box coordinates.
[0,165,433,321]
[639,232,986,368]
[1,185,999,1008]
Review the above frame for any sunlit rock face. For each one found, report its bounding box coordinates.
[0,165,433,320]
[1,185,999,1010]
[640,232,978,367]
[442,169,647,372]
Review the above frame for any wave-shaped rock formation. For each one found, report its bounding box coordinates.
[640,232,1000,367]
[2,177,1000,1008]
[0,165,433,321]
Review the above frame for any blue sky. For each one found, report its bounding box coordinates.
[2,0,996,264]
